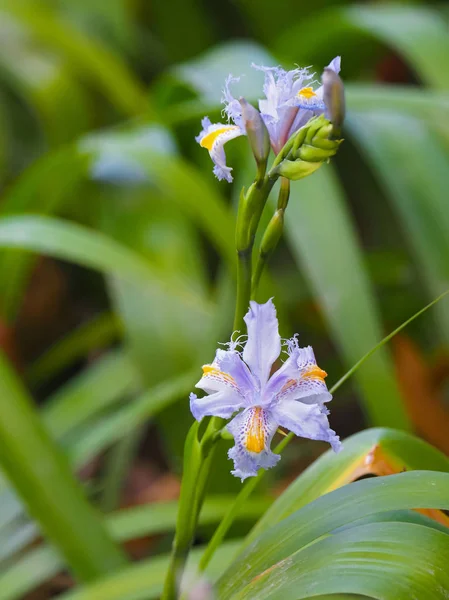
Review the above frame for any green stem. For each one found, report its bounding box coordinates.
[233,178,276,333]
[233,248,252,334]
[252,178,290,299]
[162,418,222,600]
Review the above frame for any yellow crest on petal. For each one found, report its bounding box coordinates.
[303,365,327,381]
[202,365,236,385]
[245,406,265,453]
[199,125,240,151]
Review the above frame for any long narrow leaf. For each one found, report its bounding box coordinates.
[0,352,127,581]
[283,165,408,428]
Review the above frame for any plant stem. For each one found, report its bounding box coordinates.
[233,248,252,333]
[233,177,276,334]
[161,417,221,600]
[252,177,290,299]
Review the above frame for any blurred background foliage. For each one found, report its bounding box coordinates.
[0,0,448,598]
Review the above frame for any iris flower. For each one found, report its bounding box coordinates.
[190,299,341,480]
[196,57,341,182]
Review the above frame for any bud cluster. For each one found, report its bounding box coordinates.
[270,115,343,181]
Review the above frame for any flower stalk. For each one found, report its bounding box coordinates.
[168,56,346,598]
[252,177,290,297]
[161,418,222,600]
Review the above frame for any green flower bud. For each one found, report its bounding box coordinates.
[269,115,343,182]
[260,209,284,257]
[239,97,270,167]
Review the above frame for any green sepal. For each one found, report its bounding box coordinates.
[312,137,343,150]
[274,159,323,181]
[260,209,284,256]
[297,144,338,162]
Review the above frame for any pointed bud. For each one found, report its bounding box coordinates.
[259,209,284,257]
[239,97,270,167]
[322,68,345,131]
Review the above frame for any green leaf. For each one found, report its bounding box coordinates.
[0,351,127,581]
[0,215,210,314]
[0,2,149,116]
[0,149,90,320]
[248,428,449,541]
[26,312,122,386]
[283,165,409,429]
[342,5,449,90]
[217,471,449,598]
[231,522,449,599]
[347,110,449,345]
[170,40,274,105]
[60,541,242,600]
[0,366,191,563]
[42,349,140,439]
[0,497,270,600]
[66,369,196,469]
[276,5,449,90]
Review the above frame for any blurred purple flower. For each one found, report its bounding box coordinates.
[196,57,341,182]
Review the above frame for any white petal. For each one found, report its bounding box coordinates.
[326,56,341,74]
[222,74,244,130]
[196,349,255,400]
[315,56,342,102]
[266,344,331,405]
[196,120,244,182]
[242,299,281,388]
[227,407,280,481]
[189,391,245,421]
[272,400,341,452]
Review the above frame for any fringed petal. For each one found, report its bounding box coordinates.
[189,391,245,421]
[265,343,332,405]
[272,400,341,452]
[196,118,244,182]
[242,299,281,388]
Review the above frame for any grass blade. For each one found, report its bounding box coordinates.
[0,352,127,580]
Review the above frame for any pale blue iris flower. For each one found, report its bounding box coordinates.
[196,57,341,182]
[190,299,341,480]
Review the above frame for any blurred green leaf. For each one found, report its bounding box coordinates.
[0,215,210,314]
[60,541,241,600]
[276,5,449,89]
[348,111,449,345]
[0,494,270,600]
[169,41,275,104]
[42,349,140,439]
[0,351,127,581]
[282,165,409,429]
[26,312,122,386]
[0,2,149,116]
